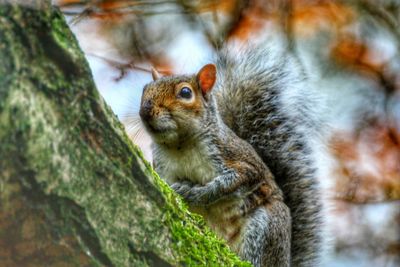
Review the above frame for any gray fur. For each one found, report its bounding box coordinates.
[242,205,291,267]
[215,44,324,266]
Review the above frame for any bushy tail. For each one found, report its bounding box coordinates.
[215,44,324,266]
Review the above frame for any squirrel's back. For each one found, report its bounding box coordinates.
[214,44,325,266]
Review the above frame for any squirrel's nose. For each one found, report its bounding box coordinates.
[140,100,153,121]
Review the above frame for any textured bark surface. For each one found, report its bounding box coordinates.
[0,1,250,266]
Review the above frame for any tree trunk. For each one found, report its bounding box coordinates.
[0,1,249,266]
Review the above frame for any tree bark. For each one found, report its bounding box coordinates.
[0,1,250,266]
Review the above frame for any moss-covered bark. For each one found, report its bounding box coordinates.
[0,1,250,266]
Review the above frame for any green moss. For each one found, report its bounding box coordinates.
[51,14,75,50]
[0,1,251,266]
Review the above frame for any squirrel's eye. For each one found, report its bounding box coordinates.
[178,87,193,99]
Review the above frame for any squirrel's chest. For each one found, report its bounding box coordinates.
[155,147,219,185]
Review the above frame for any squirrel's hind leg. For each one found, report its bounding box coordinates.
[240,201,291,267]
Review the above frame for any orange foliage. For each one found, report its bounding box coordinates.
[194,0,238,14]
[96,0,135,11]
[330,36,387,79]
[291,1,354,37]
[227,1,355,43]
[55,0,82,5]
[228,0,280,41]
[331,121,400,203]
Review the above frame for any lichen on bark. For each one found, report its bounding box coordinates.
[0,1,250,266]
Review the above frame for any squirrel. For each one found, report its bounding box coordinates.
[140,64,291,266]
[139,44,324,266]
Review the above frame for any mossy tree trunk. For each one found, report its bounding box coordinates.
[0,1,250,266]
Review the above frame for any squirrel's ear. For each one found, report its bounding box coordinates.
[197,64,216,96]
[151,67,161,81]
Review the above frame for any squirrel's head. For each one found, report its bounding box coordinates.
[139,64,217,146]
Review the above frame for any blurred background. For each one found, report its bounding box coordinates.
[54,0,400,266]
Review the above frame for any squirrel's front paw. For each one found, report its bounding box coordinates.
[171,182,209,206]
[171,181,193,197]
